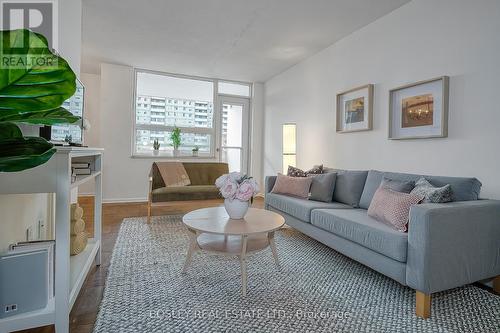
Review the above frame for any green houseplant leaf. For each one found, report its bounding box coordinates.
[0,136,56,172]
[0,29,78,172]
[0,107,79,125]
[0,121,22,140]
[0,29,77,116]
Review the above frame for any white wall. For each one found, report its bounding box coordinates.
[0,195,53,253]
[99,64,150,201]
[58,0,82,74]
[251,82,265,191]
[81,73,101,147]
[264,0,500,199]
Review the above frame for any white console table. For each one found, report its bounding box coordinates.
[0,147,103,333]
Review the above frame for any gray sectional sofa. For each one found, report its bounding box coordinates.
[264,169,500,318]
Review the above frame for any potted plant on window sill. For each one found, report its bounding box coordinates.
[153,139,160,156]
[192,146,199,157]
[171,127,181,157]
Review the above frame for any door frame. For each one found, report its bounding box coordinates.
[217,95,251,173]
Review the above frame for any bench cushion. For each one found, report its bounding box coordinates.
[182,162,229,185]
[265,193,352,222]
[311,209,408,262]
[152,185,221,202]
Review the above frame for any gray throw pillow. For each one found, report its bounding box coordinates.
[333,170,368,207]
[380,177,415,193]
[410,177,452,203]
[309,172,337,202]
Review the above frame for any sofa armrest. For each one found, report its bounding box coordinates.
[265,176,277,194]
[406,200,500,294]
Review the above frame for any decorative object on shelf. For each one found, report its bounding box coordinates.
[0,29,79,172]
[153,139,160,156]
[70,203,88,256]
[192,146,199,157]
[389,76,449,139]
[215,172,259,219]
[170,127,181,156]
[336,84,373,133]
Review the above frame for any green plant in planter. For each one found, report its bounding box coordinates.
[170,127,181,150]
[0,29,79,172]
[153,139,160,150]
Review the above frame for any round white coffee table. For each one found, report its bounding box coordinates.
[182,207,285,297]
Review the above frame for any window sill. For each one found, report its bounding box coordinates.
[131,152,216,160]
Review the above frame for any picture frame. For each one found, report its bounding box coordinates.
[336,84,373,133]
[388,76,449,140]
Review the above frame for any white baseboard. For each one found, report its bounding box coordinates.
[103,197,148,204]
[77,194,148,204]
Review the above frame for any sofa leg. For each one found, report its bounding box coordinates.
[493,276,500,294]
[416,291,431,319]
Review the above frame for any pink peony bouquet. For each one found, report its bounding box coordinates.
[215,172,259,202]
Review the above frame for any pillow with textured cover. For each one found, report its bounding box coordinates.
[271,173,312,199]
[410,177,452,203]
[287,165,324,177]
[309,172,337,202]
[380,177,415,193]
[368,187,423,232]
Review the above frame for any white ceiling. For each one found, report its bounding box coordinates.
[82,0,410,82]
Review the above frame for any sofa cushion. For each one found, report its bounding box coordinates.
[368,187,423,232]
[332,170,368,207]
[309,172,337,202]
[410,177,452,203]
[359,170,482,209]
[311,209,408,262]
[287,165,324,177]
[380,177,415,193]
[271,173,312,198]
[265,193,352,222]
[152,185,221,202]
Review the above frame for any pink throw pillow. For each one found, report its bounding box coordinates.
[368,187,423,232]
[271,173,312,199]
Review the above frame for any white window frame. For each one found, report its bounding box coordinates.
[282,123,297,174]
[131,68,252,160]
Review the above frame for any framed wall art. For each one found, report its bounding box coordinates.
[336,84,373,133]
[389,76,449,139]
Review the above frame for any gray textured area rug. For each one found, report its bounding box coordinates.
[94,215,500,333]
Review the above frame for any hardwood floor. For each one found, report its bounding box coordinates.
[17,197,264,333]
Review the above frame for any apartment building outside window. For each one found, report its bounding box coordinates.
[133,70,252,165]
[134,71,215,157]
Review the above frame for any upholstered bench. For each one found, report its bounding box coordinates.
[148,162,228,222]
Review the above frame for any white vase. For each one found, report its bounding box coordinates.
[173,148,180,157]
[224,199,249,219]
[153,149,159,156]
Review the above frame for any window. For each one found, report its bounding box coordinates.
[282,123,296,173]
[134,71,214,156]
[218,81,251,97]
